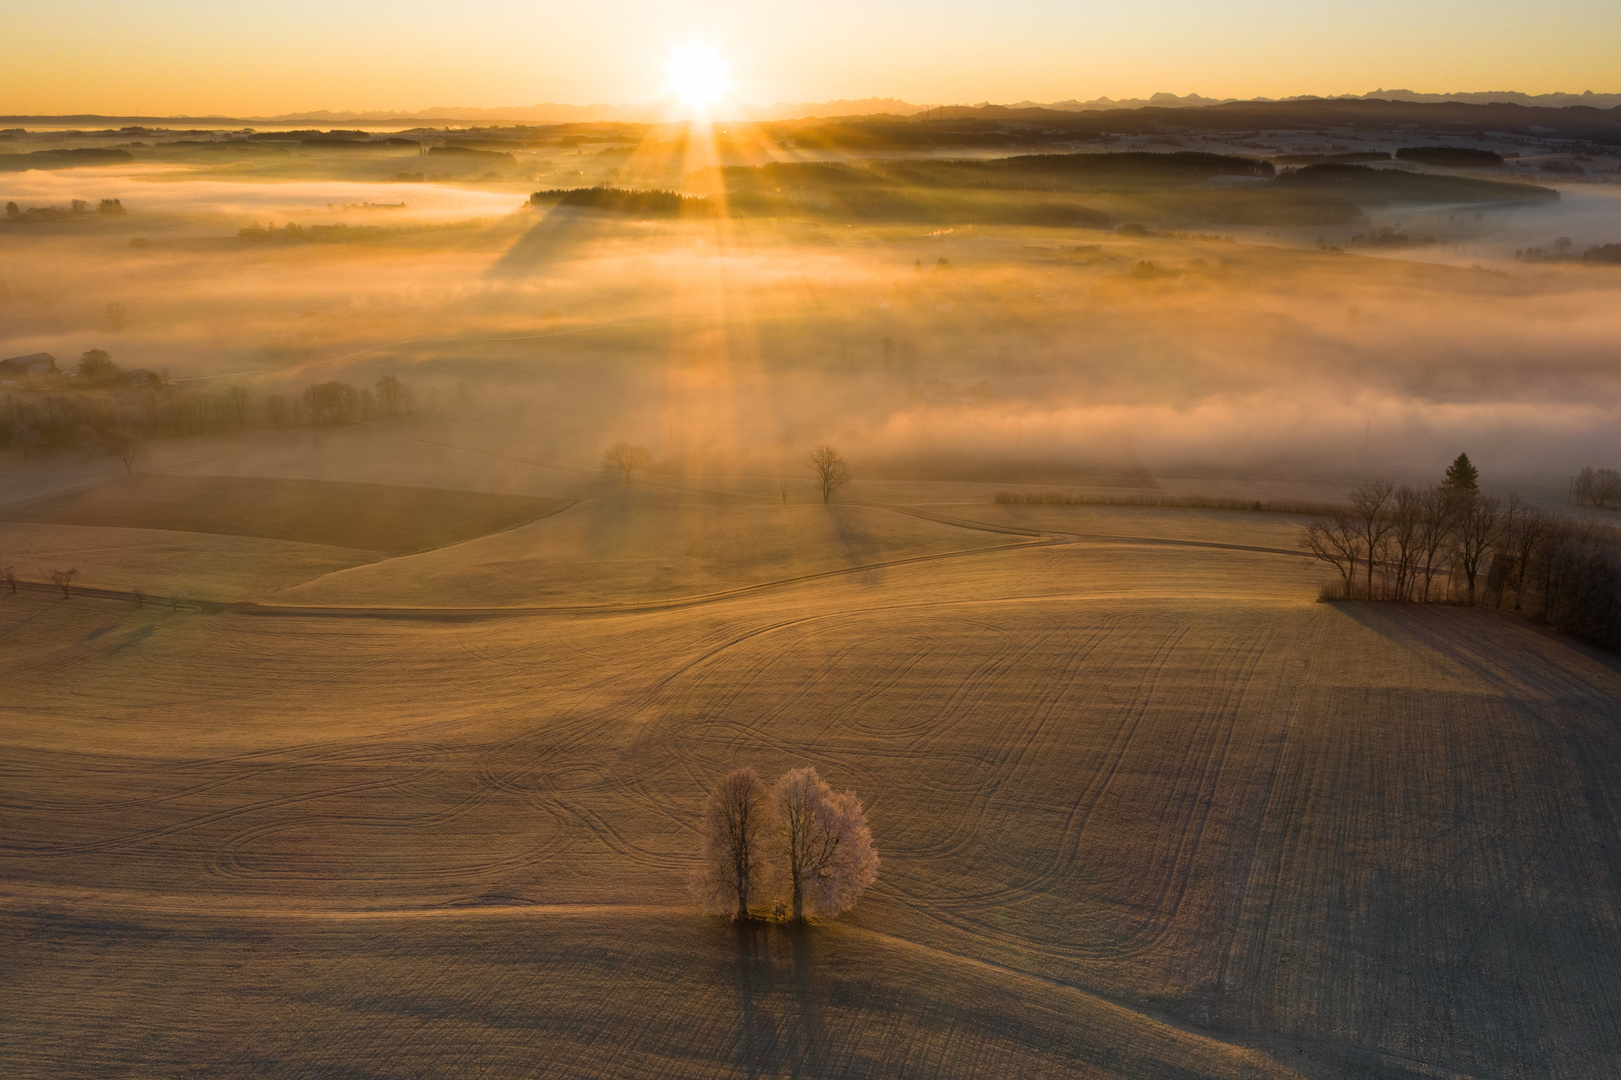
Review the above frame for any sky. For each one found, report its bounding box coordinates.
[3,0,1619,116]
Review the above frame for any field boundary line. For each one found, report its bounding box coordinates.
[0,529,1316,617]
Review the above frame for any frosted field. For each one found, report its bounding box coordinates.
[4,476,1620,1078]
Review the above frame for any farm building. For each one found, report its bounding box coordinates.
[0,352,58,377]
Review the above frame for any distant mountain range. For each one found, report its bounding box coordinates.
[1003,90,1621,112]
[251,90,1621,123]
[6,90,1619,128]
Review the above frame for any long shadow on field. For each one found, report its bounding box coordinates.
[726,922,829,1079]
[488,206,628,278]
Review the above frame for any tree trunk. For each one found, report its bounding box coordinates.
[791,872,804,922]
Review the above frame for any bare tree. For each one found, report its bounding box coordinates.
[376,375,415,417]
[1452,494,1504,604]
[1300,511,1362,597]
[772,766,879,922]
[603,442,652,484]
[1414,486,1454,602]
[1386,485,1424,600]
[102,427,141,473]
[226,385,250,426]
[1502,500,1553,611]
[808,445,851,504]
[1575,466,1596,506]
[691,768,777,921]
[1349,480,1396,599]
[1595,468,1621,510]
[2,566,16,594]
[50,568,80,598]
[303,381,359,425]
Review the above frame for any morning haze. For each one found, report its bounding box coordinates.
[4,11,1621,1079]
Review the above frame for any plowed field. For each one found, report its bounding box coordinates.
[3,522,1619,1078]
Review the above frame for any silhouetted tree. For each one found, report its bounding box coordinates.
[1301,511,1362,596]
[79,349,120,383]
[772,766,879,922]
[50,568,80,598]
[1452,493,1504,604]
[1500,500,1553,610]
[227,385,250,426]
[376,374,415,417]
[1349,480,1396,599]
[1443,452,1479,496]
[1384,485,1424,600]
[102,427,141,473]
[808,444,851,504]
[303,381,359,425]
[691,768,777,921]
[1414,485,1454,602]
[1593,468,1621,509]
[2,566,16,594]
[132,588,145,608]
[603,442,652,483]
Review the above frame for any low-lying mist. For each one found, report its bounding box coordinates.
[4,155,1621,491]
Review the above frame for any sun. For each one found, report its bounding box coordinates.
[664,42,732,115]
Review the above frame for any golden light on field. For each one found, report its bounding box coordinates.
[663,42,733,116]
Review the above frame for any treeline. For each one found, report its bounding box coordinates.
[1394,146,1504,167]
[0,147,133,172]
[1515,241,1621,265]
[527,186,715,217]
[1303,454,1621,651]
[1274,163,1557,205]
[1573,466,1621,508]
[5,197,125,222]
[2,370,421,461]
[718,151,1274,197]
[239,222,386,242]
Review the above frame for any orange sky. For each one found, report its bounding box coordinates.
[3,0,1618,116]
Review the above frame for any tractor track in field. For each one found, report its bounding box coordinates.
[0,884,1306,1078]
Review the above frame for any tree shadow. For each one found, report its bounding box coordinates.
[725,921,829,1079]
[486,206,623,279]
[731,921,779,1080]
[785,923,828,1079]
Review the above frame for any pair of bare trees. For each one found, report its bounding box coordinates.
[1,568,87,598]
[691,765,879,924]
